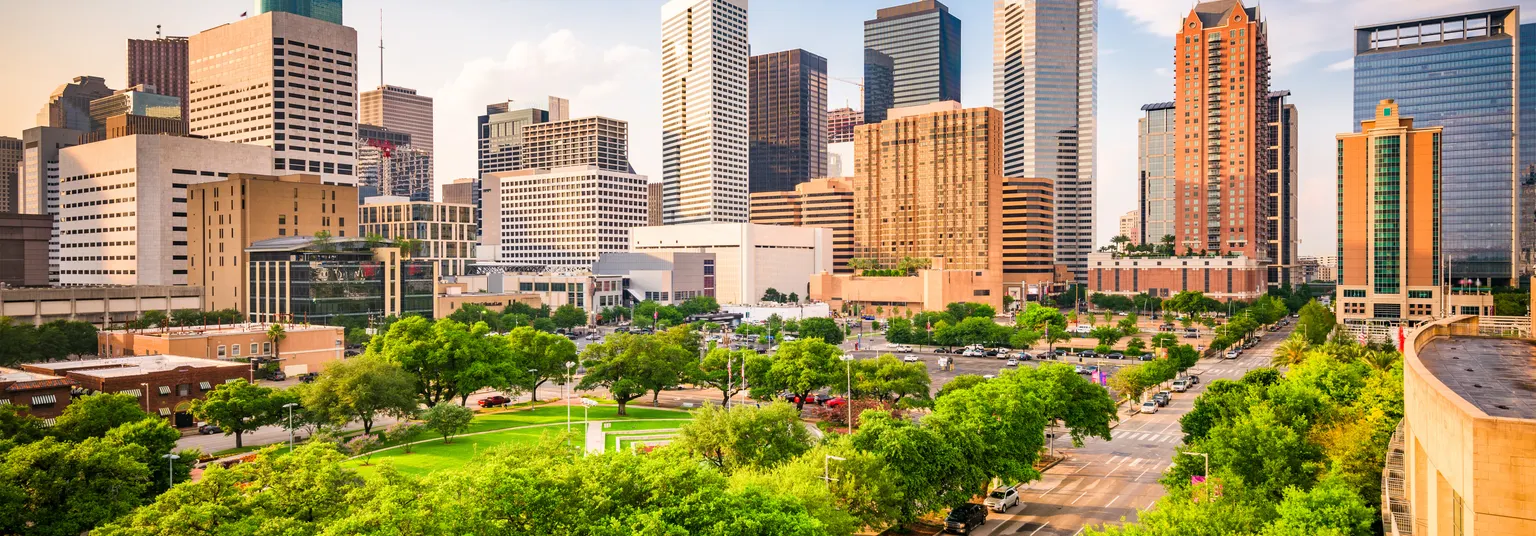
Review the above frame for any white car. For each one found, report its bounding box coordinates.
[1140,400,1159,414]
[962,349,986,358]
[784,335,798,342]
[1005,358,1019,367]
[983,374,997,380]
[893,344,914,352]
[983,486,1021,512]
[1074,325,1093,335]
[902,354,920,363]
[1225,350,1239,359]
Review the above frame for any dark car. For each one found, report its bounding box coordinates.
[1077,350,1095,358]
[298,372,319,383]
[1053,349,1067,358]
[1138,353,1155,361]
[268,371,287,381]
[478,395,512,408]
[197,423,222,435]
[984,349,999,357]
[1107,352,1125,360]
[935,347,952,354]
[943,503,988,534]
[1186,374,1201,385]
[1153,392,1171,407]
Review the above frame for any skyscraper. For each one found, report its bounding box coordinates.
[1173,0,1271,260]
[750,177,854,272]
[1355,7,1522,285]
[18,126,82,284]
[1266,90,1299,287]
[0,137,21,214]
[994,0,1097,283]
[1138,101,1176,247]
[360,85,434,152]
[478,101,548,176]
[661,0,750,224]
[189,11,359,185]
[861,49,895,124]
[357,124,432,200]
[828,107,863,144]
[254,0,343,25]
[36,76,113,132]
[127,36,189,121]
[749,49,828,193]
[863,1,961,122]
[522,117,632,172]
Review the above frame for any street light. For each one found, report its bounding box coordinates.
[162,453,180,488]
[527,368,539,411]
[1186,451,1212,503]
[564,361,576,436]
[839,355,853,429]
[283,402,299,452]
[821,454,846,491]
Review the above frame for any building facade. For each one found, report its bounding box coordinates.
[648,182,663,226]
[0,286,203,327]
[1267,90,1300,287]
[0,136,21,214]
[360,85,433,152]
[994,0,1097,283]
[1118,210,1139,245]
[522,117,631,173]
[356,124,432,200]
[750,177,854,273]
[189,11,358,185]
[98,323,344,375]
[828,107,863,144]
[36,76,114,132]
[660,0,750,225]
[22,355,251,426]
[863,0,961,122]
[862,49,895,125]
[0,367,74,422]
[592,251,717,306]
[88,85,182,128]
[188,173,356,313]
[501,272,626,315]
[19,126,84,284]
[254,0,343,25]
[127,36,190,121]
[810,257,1004,316]
[57,135,274,286]
[630,223,832,305]
[1138,102,1176,247]
[477,101,548,176]
[0,214,52,288]
[442,178,475,206]
[486,166,649,270]
[246,236,434,324]
[749,49,828,193]
[82,114,189,143]
[1087,252,1267,302]
[359,196,476,277]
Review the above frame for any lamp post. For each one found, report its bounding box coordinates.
[527,368,539,411]
[283,402,298,452]
[840,355,853,429]
[564,361,576,435]
[162,453,180,488]
[140,382,150,413]
[822,454,846,491]
[1186,451,1211,503]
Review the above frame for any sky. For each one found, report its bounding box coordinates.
[3,0,1534,257]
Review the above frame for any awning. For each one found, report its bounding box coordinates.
[158,386,172,395]
[42,418,55,426]
[31,394,57,405]
[119,389,142,397]
[158,408,172,416]
[199,381,212,390]
[0,399,11,405]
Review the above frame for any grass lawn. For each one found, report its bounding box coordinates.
[463,404,686,435]
[353,425,583,476]
[602,419,689,451]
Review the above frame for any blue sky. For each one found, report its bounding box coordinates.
[3,0,1534,256]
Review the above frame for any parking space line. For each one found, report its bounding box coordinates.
[1070,491,1089,505]
[1105,494,1122,508]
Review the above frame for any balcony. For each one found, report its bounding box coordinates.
[1381,419,1412,536]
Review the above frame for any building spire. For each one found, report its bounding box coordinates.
[378,8,385,88]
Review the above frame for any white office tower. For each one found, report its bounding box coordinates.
[189,11,359,185]
[56,135,272,286]
[660,0,750,224]
[993,0,1097,282]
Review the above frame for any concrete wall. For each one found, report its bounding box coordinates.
[630,223,830,304]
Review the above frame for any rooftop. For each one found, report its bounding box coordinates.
[0,366,71,386]
[1418,336,1536,420]
[101,323,341,338]
[25,355,247,379]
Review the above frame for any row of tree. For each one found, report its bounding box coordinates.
[0,318,98,366]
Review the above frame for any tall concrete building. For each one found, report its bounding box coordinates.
[863,1,961,123]
[994,0,1096,282]
[36,76,114,132]
[750,177,854,273]
[255,0,343,25]
[88,85,182,126]
[660,0,750,225]
[853,102,1055,291]
[189,11,358,185]
[442,178,476,206]
[18,127,83,285]
[188,173,356,313]
[828,107,863,144]
[0,137,21,214]
[1173,0,1272,260]
[57,135,273,287]
[1355,7,1523,285]
[522,117,632,172]
[0,214,52,287]
[360,85,433,152]
[749,49,828,193]
[477,101,548,176]
[127,36,189,121]
[648,182,664,226]
[1118,210,1139,245]
[1266,90,1299,287]
[1138,101,1176,246]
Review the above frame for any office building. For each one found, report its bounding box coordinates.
[89,85,182,127]
[22,355,251,426]
[630,223,832,305]
[994,0,1097,282]
[0,286,203,327]
[189,11,358,185]
[442,178,475,206]
[648,182,664,226]
[1355,7,1522,285]
[18,127,83,285]
[0,136,20,213]
[660,0,750,225]
[128,36,190,121]
[0,214,52,287]
[497,272,625,315]
[1087,252,1267,302]
[0,367,74,423]
[360,85,433,152]
[810,256,1004,315]
[484,166,649,270]
[1173,0,1271,260]
[1138,101,1176,246]
[827,141,854,178]
[749,49,828,193]
[81,114,188,143]
[246,236,433,324]
[863,1,961,122]
[828,107,863,144]
[432,281,542,319]
[98,323,344,375]
[592,251,717,305]
[1118,210,1139,245]
[188,173,356,313]
[36,76,114,132]
[359,196,476,277]
[522,116,632,172]
[57,135,273,286]
[751,177,854,273]
[1267,90,1300,287]
[356,124,432,200]
[477,101,550,176]
[254,0,343,24]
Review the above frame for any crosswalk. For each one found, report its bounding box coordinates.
[1114,430,1183,444]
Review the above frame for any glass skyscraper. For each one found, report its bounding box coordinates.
[255,0,342,25]
[863,0,960,121]
[1138,102,1176,247]
[1354,8,1521,284]
[749,49,828,193]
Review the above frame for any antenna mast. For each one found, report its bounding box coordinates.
[378,9,385,88]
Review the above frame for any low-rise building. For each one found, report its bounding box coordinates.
[593,251,716,305]
[0,213,53,287]
[359,196,477,277]
[97,323,344,375]
[245,236,435,325]
[750,177,853,273]
[22,354,251,426]
[433,282,542,319]
[629,222,832,304]
[1086,252,1266,302]
[0,367,75,422]
[809,257,1003,316]
[0,285,203,327]
[500,272,625,316]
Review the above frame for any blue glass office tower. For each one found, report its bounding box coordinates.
[1354,8,1522,284]
[255,0,342,25]
[863,1,961,122]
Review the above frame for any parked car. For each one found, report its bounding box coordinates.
[197,423,222,435]
[1015,351,1034,361]
[982,374,996,380]
[478,395,512,408]
[268,371,287,381]
[1077,350,1095,358]
[783,335,798,342]
[892,344,914,352]
[1107,352,1125,360]
[983,486,1021,512]
[298,372,320,384]
[862,315,875,321]
[1155,390,1172,406]
[1074,325,1092,335]
[1005,358,1019,367]
[1138,353,1155,361]
[1185,374,1201,385]
[962,348,986,358]
[944,503,989,534]
[903,354,920,363]
[1140,400,1159,414]
[1053,349,1068,358]
[1074,364,1088,374]
[984,349,1000,357]
[824,397,847,408]
[1225,350,1239,359]
[1171,379,1190,392]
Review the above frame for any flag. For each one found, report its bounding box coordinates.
[240,11,248,17]
[1397,325,1406,352]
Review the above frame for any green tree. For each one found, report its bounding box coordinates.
[848,354,931,405]
[550,304,587,329]
[1089,325,1124,347]
[189,379,283,449]
[1012,364,1117,446]
[691,348,765,404]
[506,326,578,402]
[1260,476,1376,536]
[936,374,987,399]
[674,401,812,473]
[446,303,499,331]
[0,317,38,366]
[797,317,845,345]
[419,403,475,444]
[677,295,721,316]
[0,405,48,447]
[50,392,152,442]
[267,323,287,363]
[1273,334,1311,367]
[945,301,997,320]
[579,333,680,415]
[1152,332,1178,349]
[386,421,425,453]
[367,316,494,407]
[103,418,194,495]
[299,356,418,436]
[1108,364,1155,403]
[1125,338,1147,356]
[749,338,843,410]
[0,436,151,536]
[1296,300,1336,345]
[1009,328,1041,349]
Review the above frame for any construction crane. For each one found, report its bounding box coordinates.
[832,77,864,110]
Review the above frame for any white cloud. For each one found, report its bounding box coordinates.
[1153,67,1172,78]
[431,29,660,188]
[1325,58,1353,72]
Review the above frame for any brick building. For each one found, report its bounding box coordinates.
[22,355,251,426]
[98,323,344,375]
[0,367,76,422]
[1086,252,1266,302]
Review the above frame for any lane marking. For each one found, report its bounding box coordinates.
[1129,458,1143,467]
[1105,494,1122,508]
[1070,491,1089,505]
[1159,422,1178,434]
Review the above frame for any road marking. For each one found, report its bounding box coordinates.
[1137,464,1156,481]
[1105,494,1122,508]
[1073,529,1085,536]
[1146,500,1157,510]
[1069,462,1088,475]
[1129,458,1143,467]
[1029,522,1052,536]
[1070,491,1089,505]
[1159,422,1178,434]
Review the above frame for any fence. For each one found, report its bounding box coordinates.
[1381,419,1413,536]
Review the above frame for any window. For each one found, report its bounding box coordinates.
[232,344,242,357]
[199,381,213,391]
[251,343,259,355]
[217,345,227,357]
[30,394,58,406]
[263,342,272,354]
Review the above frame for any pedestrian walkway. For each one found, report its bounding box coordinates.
[585,421,604,454]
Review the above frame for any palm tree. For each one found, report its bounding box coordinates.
[1272,334,1309,367]
[1111,234,1130,253]
[1361,349,1398,371]
[1160,234,1176,255]
[267,324,287,364]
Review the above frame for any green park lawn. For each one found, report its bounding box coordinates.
[602,419,691,452]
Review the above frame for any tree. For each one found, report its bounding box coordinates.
[189,379,283,449]
[1125,338,1147,356]
[1108,364,1155,403]
[849,354,931,406]
[936,374,987,399]
[0,318,38,366]
[367,316,499,407]
[35,320,98,359]
[50,392,152,441]
[0,437,151,536]
[1260,476,1376,536]
[1089,325,1124,347]
[579,333,673,416]
[267,323,287,363]
[945,302,996,320]
[1010,364,1116,446]
[550,304,587,329]
[1273,334,1310,367]
[0,405,48,447]
[386,422,425,453]
[691,347,765,404]
[1111,234,1130,251]
[103,418,193,495]
[504,326,577,403]
[1009,328,1041,349]
[1296,300,1336,345]
[674,401,812,473]
[299,356,418,437]
[749,338,842,410]
[420,403,475,444]
[762,287,785,303]
[447,303,499,331]
[797,317,845,345]
[677,295,720,316]
[1152,332,1178,349]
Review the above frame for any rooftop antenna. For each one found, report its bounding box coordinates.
[378,9,385,88]
[156,24,162,38]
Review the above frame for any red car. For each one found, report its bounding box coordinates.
[478,395,512,408]
[824,397,847,408]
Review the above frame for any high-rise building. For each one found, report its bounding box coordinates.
[254,0,343,25]
[648,182,664,226]
[863,1,961,121]
[0,214,52,287]
[360,85,433,152]
[1355,7,1522,285]
[442,178,475,206]
[1266,90,1299,287]
[749,49,828,193]
[190,11,358,185]
[828,107,863,144]
[1118,210,1139,245]
[127,36,189,121]
[89,85,182,126]
[994,0,1096,282]
[359,196,476,277]
[862,49,895,124]
[356,124,431,200]
[247,236,435,324]
[56,135,273,286]
[188,173,356,313]
[660,0,750,225]
[522,117,632,173]
[18,127,83,284]
[750,177,854,272]
[478,101,548,176]
[1138,101,1176,247]
[548,96,570,122]
[1173,0,1271,259]
[853,102,1055,290]
[36,76,114,132]
[0,137,21,214]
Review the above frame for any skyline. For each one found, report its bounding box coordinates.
[3,0,1534,257]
